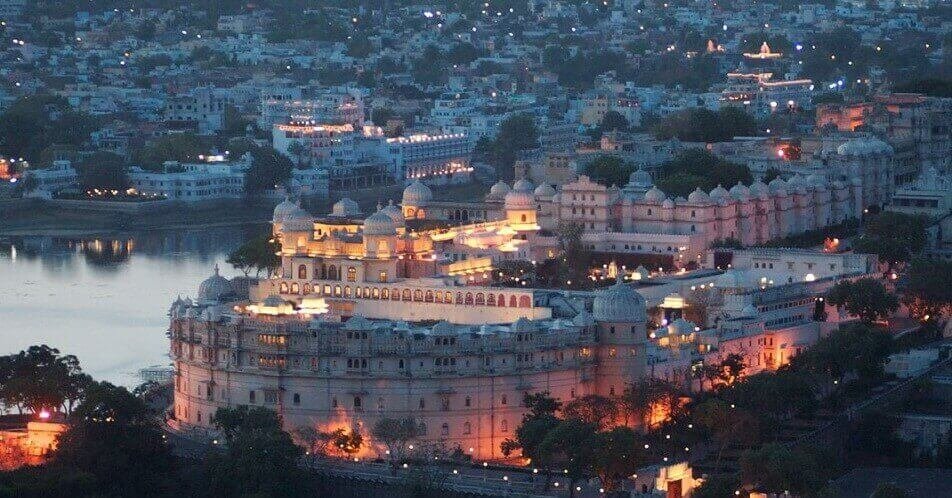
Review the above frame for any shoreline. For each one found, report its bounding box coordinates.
[0,218,272,237]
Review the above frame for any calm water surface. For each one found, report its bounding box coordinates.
[0,225,267,386]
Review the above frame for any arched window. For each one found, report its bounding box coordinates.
[419,398,425,410]
[444,292,453,304]
[413,290,423,302]
[402,289,412,301]
[364,287,370,298]
[377,397,385,411]
[487,294,496,306]
[456,292,463,304]
[521,214,526,222]
[418,423,427,435]
[328,265,338,280]
[425,291,434,302]
[441,423,450,436]
[298,264,307,279]
[346,266,356,282]
[303,283,311,294]
[344,286,351,297]
[498,294,506,307]
[382,288,390,299]
[465,396,472,407]
[333,285,341,296]
[501,395,508,405]
[372,288,380,298]
[464,293,474,305]
[279,282,289,293]
[353,396,362,410]
[519,296,531,308]
[463,421,471,434]
[501,419,508,432]
[475,293,485,305]
[355,287,362,298]
[509,295,518,307]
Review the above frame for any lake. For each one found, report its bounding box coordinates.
[0,224,267,386]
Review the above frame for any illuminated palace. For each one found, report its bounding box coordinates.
[169,181,875,459]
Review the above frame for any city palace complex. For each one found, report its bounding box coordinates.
[168,155,886,459]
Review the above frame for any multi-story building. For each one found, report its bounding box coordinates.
[128,155,250,202]
[164,87,226,134]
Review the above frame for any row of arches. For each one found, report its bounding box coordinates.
[296,264,358,282]
[278,281,532,308]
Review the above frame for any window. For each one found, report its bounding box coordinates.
[501,395,508,406]
[465,396,472,407]
[354,396,362,411]
[501,419,508,432]
[441,423,450,436]
[298,264,307,279]
[293,393,300,405]
[419,398,425,410]
[249,390,256,403]
[463,421,471,434]
[347,266,357,282]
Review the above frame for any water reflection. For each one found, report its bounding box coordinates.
[0,224,267,386]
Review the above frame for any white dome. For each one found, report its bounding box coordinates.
[662,198,675,209]
[644,186,666,203]
[709,184,730,200]
[487,180,511,200]
[198,265,231,304]
[272,196,297,223]
[750,179,769,196]
[667,318,696,335]
[364,210,397,236]
[628,169,653,189]
[687,187,711,204]
[716,269,750,289]
[534,183,557,197]
[512,178,535,193]
[380,200,405,226]
[331,197,361,217]
[402,180,433,206]
[283,204,313,231]
[729,182,750,200]
[504,190,534,210]
[837,137,892,156]
[592,278,647,323]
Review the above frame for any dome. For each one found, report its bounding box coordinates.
[644,186,666,203]
[709,184,730,200]
[380,200,405,226]
[262,294,285,307]
[807,174,828,190]
[512,178,535,193]
[687,187,711,204]
[837,137,893,156]
[512,317,535,333]
[283,204,313,231]
[750,179,769,196]
[716,269,750,289]
[592,278,647,323]
[272,196,297,223]
[768,177,787,193]
[534,183,557,197]
[331,197,361,217]
[364,210,397,236]
[661,198,675,209]
[741,304,759,317]
[551,192,562,203]
[504,190,534,210]
[573,309,596,327]
[487,180,511,200]
[198,265,231,304]
[729,182,750,200]
[344,315,373,330]
[402,180,433,206]
[628,169,653,189]
[667,318,696,335]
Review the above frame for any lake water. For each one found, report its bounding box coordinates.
[0,225,267,386]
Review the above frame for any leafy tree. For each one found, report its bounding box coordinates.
[243,147,293,195]
[790,323,894,381]
[484,114,539,181]
[0,95,98,161]
[536,418,599,498]
[691,476,741,498]
[655,149,752,197]
[619,378,682,428]
[693,398,760,469]
[599,111,629,133]
[562,395,619,429]
[901,258,952,319]
[739,443,826,495]
[227,234,280,277]
[762,167,782,184]
[371,107,397,127]
[590,427,644,492]
[77,151,130,191]
[871,483,909,498]
[826,278,899,323]
[206,406,311,497]
[853,212,930,268]
[892,78,952,98]
[554,221,592,290]
[583,155,634,187]
[55,381,178,497]
[372,417,421,470]
[501,392,561,468]
[134,134,207,172]
[653,107,757,143]
[0,345,89,415]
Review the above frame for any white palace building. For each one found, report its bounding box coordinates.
[169,167,881,459]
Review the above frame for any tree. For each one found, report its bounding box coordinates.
[901,258,952,319]
[691,476,741,498]
[599,111,629,133]
[853,212,929,268]
[0,345,89,415]
[243,146,293,196]
[653,107,757,142]
[713,353,747,388]
[790,323,894,382]
[502,392,562,468]
[536,419,599,498]
[655,149,752,198]
[739,443,826,495]
[55,381,178,497]
[372,417,421,470]
[562,395,619,429]
[553,221,592,289]
[583,155,634,187]
[619,378,681,429]
[227,234,281,277]
[206,406,311,497]
[486,114,539,181]
[871,483,909,498]
[134,134,207,171]
[826,278,899,323]
[693,399,760,469]
[591,427,644,493]
[77,151,129,192]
